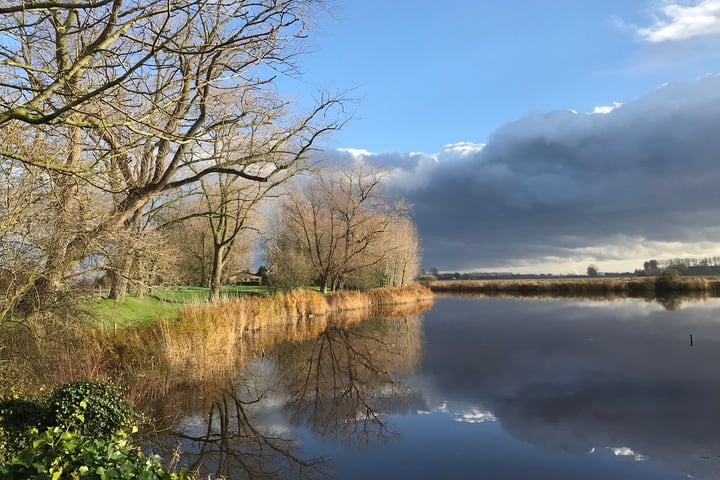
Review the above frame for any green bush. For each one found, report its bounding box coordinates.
[0,426,195,480]
[1,381,195,479]
[655,268,682,292]
[47,381,138,437]
[0,398,48,461]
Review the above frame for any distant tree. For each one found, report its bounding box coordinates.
[161,199,255,289]
[587,264,599,277]
[276,165,410,293]
[264,215,315,291]
[665,262,688,275]
[379,219,421,287]
[656,268,682,292]
[643,259,660,275]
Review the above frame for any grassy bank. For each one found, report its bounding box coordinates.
[80,285,269,329]
[427,276,720,298]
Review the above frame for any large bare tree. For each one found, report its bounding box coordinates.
[0,0,346,312]
[270,165,411,293]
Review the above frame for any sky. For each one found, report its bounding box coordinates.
[284,0,720,274]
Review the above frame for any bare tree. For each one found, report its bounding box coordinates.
[0,124,107,317]
[193,120,304,302]
[264,213,315,291]
[274,165,409,293]
[380,218,421,287]
[0,0,346,312]
[199,175,266,302]
[587,264,599,277]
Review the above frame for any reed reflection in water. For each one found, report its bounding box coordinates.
[149,306,425,480]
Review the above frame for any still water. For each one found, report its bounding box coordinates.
[156,297,720,479]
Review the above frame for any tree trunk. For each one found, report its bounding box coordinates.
[108,255,133,302]
[319,276,328,294]
[208,244,225,302]
[108,271,128,303]
[14,276,60,316]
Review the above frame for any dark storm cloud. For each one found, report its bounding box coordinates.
[333,75,720,271]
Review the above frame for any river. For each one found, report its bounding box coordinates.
[151,296,720,479]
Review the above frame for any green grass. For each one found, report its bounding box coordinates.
[80,296,183,330]
[152,285,268,303]
[80,285,270,330]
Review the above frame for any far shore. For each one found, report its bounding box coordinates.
[426,276,720,298]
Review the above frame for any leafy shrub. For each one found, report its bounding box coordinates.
[46,381,138,437]
[0,426,195,480]
[0,398,48,432]
[655,268,682,292]
[1,381,195,479]
[0,398,48,461]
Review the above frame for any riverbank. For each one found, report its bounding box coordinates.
[427,276,720,297]
[1,285,434,397]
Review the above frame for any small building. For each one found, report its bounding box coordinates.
[226,272,263,285]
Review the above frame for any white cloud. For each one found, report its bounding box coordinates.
[379,142,485,192]
[442,141,486,156]
[415,399,497,424]
[336,147,374,158]
[637,0,720,42]
[454,408,497,424]
[592,102,623,114]
[610,446,647,461]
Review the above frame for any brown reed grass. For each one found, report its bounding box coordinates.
[327,284,434,312]
[152,285,432,383]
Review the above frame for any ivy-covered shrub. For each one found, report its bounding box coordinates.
[0,398,48,432]
[0,397,48,461]
[47,381,138,437]
[0,426,195,480]
[1,381,195,479]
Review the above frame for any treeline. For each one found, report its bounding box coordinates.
[0,0,420,322]
[638,258,720,275]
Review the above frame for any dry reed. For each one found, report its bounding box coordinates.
[155,285,432,382]
[327,284,434,313]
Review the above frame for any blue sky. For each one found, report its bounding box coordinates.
[286,0,720,274]
[291,0,720,154]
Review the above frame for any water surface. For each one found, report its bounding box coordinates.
[158,297,720,479]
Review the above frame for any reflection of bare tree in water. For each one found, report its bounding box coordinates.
[166,385,324,480]
[140,311,423,478]
[273,315,422,444]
